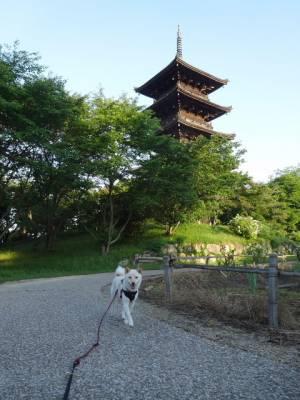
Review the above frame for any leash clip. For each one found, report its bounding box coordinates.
[74,358,80,367]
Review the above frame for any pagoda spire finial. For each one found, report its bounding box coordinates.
[177,25,183,59]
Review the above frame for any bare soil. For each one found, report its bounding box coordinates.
[140,270,300,367]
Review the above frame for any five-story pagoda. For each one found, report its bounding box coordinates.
[135,27,233,140]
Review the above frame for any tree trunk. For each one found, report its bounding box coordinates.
[165,221,180,236]
[103,181,114,254]
[46,224,58,251]
[46,231,55,250]
[166,224,172,236]
[102,242,110,254]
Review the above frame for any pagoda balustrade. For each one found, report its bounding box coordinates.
[152,81,210,106]
[180,110,213,130]
[178,81,209,100]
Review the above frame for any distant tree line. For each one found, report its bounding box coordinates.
[1,43,299,252]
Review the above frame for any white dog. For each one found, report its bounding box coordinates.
[111,264,142,327]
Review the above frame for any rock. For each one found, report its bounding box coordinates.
[206,244,222,254]
[162,244,178,256]
[193,243,208,255]
[161,242,245,257]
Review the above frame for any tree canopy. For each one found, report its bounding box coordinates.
[1,42,299,252]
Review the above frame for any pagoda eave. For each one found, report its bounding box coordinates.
[163,118,235,140]
[148,85,231,121]
[135,57,228,99]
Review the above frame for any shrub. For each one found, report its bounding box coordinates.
[258,223,285,242]
[243,241,271,294]
[216,245,236,267]
[269,236,300,259]
[245,241,271,264]
[229,215,260,239]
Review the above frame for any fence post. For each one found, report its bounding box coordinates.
[133,254,140,268]
[163,255,173,303]
[268,254,279,330]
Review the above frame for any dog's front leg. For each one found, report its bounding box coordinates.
[122,298,134,327]
[129,297,137,314]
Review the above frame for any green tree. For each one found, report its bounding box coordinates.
[221,180,287,229]
[133,135,198,235]
[81,95,160,253]
[16,78,88,248]
[0,43,89,248]
[188,135,245,225]
[269,166,300,237]
[0,43,42,243]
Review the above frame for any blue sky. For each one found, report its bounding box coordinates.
[1,0,299,182]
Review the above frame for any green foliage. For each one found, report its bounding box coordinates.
[229,214,260,239]
[0,222,246,283]
[296,247,300,262]
[0,42,89,248]
[244,242,271,295]
[244,242,271,264]
[80,94,160,252]
[246,274,257,295]
[0,233,161,284]
[216,246,236,267]
[0,41,44,81]
[188,136,245,225]
[133,136,198,235]
[268,166,300,236]
[221,180,287,229]
[170,223,245,245]
[1,41,299,261]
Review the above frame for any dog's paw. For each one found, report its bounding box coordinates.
[128,322,134,327]
[124,319,129,325]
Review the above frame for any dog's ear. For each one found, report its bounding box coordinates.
[125,267,130,273]
[138,267,143,274]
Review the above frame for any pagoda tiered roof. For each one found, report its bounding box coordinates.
[148,83,232,122]
[135,56,228,99]
[135,29,233,141]
[163,115,234,140]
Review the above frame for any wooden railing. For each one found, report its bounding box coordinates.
[134,254,300,331]
[178,81,209,100]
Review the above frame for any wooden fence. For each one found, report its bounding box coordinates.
[134,254,300,331]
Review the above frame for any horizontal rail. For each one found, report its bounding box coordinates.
[174,264,268,274]
[136,254,291,262]
[278,270,300,277]
[136,257,163,263]
[177,255,239,260]
[176,255,290,260]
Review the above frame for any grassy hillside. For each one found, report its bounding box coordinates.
[146,223,245,246]
[0,223,246,284]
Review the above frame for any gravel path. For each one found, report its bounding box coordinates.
[0,272,299,400]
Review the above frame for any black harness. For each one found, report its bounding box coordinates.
[121,289,137,302]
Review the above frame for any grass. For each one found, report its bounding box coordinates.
[0,222,247,284]
[144,222,246,246]
[293,262,300,272]
[0,235,160,284]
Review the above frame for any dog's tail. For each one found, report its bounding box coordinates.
[111,265,125,298]
[115,265,125,277]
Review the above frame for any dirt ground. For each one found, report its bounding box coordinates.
[140,270,300,368]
